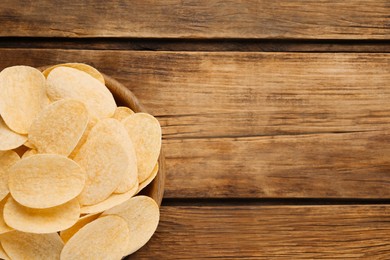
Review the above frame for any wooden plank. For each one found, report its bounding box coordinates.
[130,205,390,259]
[0,49,389,198]
[0,1,389,39]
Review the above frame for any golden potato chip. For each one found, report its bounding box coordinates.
[29,99,89,156]
[112,106,134,121]
[0,243,10,260]
[47,67,116,120]
[0,66,47,134]
[0,151,20,201]
[60,213,100,243]
[8,154,86,208]
[0,117,27,151]
[1,231,63,260]
[21,148,38,158]
[60,215,130,260]
[80,182,138,214]
[43,63,105,84]
[3,197,80,233]
[123,113,162,182]
[138,163,159,193]
[0,197,13,234]
[103,196,159,255]
[74,119,135,205]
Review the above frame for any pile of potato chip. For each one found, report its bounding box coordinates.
[0,63,161,259]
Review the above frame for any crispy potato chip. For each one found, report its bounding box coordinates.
[123,113,162,182]
[3,197,80,234]
[8,154,86,208]
[0,151,20,201]
[0,66,47,134]
[0,197,13,234]
[43,63,105,84]
[112,106,134,121]
[138,163,159,193]
[75,119,135,205]
[0,117,27,151]
[1,231,63,260]
[0,243,10,260]
[47,67,116,120]
[29,99,89,156]
[103,196,159,255]
[60,213,100,243]
[21,148,38,158]
[80,182,138,214]
[60,215,130,260]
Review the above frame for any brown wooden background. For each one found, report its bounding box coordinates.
[1,1,389,258]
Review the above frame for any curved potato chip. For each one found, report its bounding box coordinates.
[21,148,38,158]
[0,197,13,234]
[47,67,116,120]
[1,231,63,260]
[61,215,130,260]
[60,213,100,243]
[75,119,135,205]
[103,196,160,255]
[0,243,10,260]
[0,151,20,201]
[29,99,89,156]
[81,182,138,214]
[43,63,105,84]
[123,113,162,182]
[8,154,86,208]
[138,163,159,193]
[0,66,47,134]
[112,106,134,122]
[0,117,27,150]
[4,197,80,234]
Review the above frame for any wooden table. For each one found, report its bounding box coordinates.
[1,1,389,258]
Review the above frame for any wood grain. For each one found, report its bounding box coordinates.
[0,49,389,198]
[129,205,390,259]
[0,1,389,39]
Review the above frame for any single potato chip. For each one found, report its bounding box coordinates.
[47,67,116,120]
[74,119,135,205]
[80,182,138,214]
[60,213,100,243]
[0,197,13,234]
[0,151,20,201]
[29,99,89,156]
[0,66,47,134]
[0,243,10,260]
[112,106,134,122]
[1,231,63,260]
[138,163,159,193]
[103,196,160,255]
[8,154,86,208]
[60,215,130,260]
[43,63,105,84]
[21,148,38,158]
[123,113,162,182]
[3,197,80,234]
[0,117,27,151]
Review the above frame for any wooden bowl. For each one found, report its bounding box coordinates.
[39,66,165,206]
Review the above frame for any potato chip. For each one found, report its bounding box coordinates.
[3,197,80,233]
[21,148,38,158]
[43,63,105,84]
[0,151,20,201]
[123,113,162,182]
[29,99,89,156]
[138,163,159,193]
[103,196,159,255]
[1,231,63,260]
[0,66,47,134]
[60,213,100,243]
[47,67,116,120]
[8,154,86,208]
[74,119,135,205]
[0,117,27,151]
[60,215,130,260]
[80,182,138,214]
[112,106,134,121]
[0,197,13,234]
[0,243,10,260]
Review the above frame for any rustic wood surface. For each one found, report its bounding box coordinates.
[0,1,389,258]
